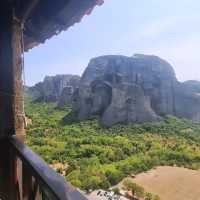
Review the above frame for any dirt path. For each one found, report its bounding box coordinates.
[132,166,200,200]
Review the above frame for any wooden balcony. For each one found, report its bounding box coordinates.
[0,1,103,199]
[0,136,87,200]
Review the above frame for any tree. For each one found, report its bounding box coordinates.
[112,187,120,194]
[105,169,124,185]
[145,192,153,200]
[133,184,144,198]
[153,195,161,200]
[82,176,102,191]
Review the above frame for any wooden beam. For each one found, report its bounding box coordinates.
[12,16,25,140]
[0,139,17,199]
[0,2,25,199]
[0,4,15,137]
[21,0,40,24]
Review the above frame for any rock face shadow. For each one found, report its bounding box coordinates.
[72,54,200,126]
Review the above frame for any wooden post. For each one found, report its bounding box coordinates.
[22,164,33,200]
[12,16,25,141]
[0,2,25,199]
[0,5,15,137]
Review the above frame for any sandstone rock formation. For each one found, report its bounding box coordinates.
[29,74,80,105]
[174,80,200,122]
[72,54,200,126]
[58,86,75,107]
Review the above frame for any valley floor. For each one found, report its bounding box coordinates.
[86,166,200,200]
[125,166,200,200]
[25,98,200,196]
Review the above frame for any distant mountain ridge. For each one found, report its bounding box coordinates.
[28,74,80,106]
[73,54,200,126]
[27,54,200,126]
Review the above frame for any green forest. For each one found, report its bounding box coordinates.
[25,96,200,192]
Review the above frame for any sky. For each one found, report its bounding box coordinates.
[25,0,200,86]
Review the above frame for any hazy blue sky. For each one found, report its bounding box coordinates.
[25,0,200,86]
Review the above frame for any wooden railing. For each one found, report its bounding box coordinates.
[9,136,88,200]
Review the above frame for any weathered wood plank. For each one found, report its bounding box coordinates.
[12,15,25,140]
[0,2,15,137]
[0,139,17,199]
[11,136,88,200]
[22,163,33,200]
[0,2,24,199]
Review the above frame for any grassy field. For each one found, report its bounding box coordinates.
[132,166,200,200]
[25,96,200,193]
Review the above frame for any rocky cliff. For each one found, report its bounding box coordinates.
[72,54,200,126]
[29,74,80,106]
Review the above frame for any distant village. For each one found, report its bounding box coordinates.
[86,178,160,200]
[86,189,130,200]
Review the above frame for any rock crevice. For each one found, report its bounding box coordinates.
[73,54,200,126]
[29,74,80,106]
